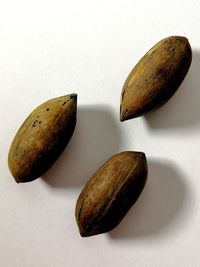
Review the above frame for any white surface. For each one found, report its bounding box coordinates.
[0,0,200,266]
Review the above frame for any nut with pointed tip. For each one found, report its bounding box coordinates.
[8,93,77,183]
[120,36,192,121]
[75,151,148,237]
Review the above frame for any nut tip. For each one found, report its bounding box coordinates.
[120,107,129,122]
[69,93,77,100]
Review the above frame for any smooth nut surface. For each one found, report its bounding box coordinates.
[8,94,77,183]
[76,151,148,237]
[120,36,192,121]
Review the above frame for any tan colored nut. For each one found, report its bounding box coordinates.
[120,36,192,121]
[8,94,77,183]
[76,151,148,237]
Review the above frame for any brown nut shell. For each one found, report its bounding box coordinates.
[8,94,77,183]
[75,151,148,237]
[120,36,192,121]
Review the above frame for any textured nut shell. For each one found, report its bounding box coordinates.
[120,36,192,121]
[8,94,77,183]
[75,151,148,237]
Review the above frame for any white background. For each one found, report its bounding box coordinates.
[0,0,200,266]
